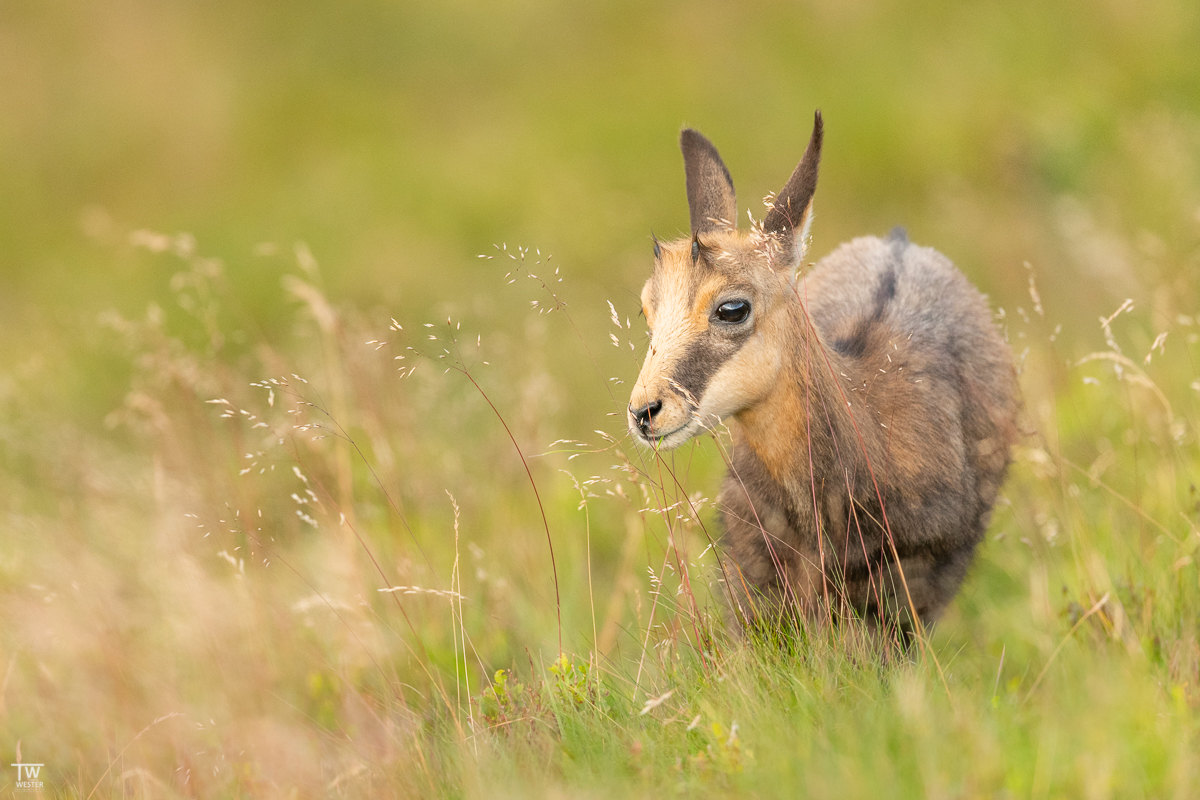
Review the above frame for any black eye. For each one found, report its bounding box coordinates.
[715,300,751,324]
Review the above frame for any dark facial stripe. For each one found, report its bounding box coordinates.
[669,323,753,407]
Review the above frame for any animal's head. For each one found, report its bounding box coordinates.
[628,112,824,449]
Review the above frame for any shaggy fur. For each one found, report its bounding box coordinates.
[628,113,1019,632]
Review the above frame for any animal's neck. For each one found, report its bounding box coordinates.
[732,300,877,498]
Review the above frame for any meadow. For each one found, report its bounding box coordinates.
[2,1,1200,797]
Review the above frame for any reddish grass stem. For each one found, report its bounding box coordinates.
[458,368,564,655]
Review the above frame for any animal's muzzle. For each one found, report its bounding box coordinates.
[629,399,664,438]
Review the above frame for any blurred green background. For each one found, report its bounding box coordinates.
[5,0,1199,345]
[5,0,1200,685]
[4,1,1200,794]
[6,0,1200,660]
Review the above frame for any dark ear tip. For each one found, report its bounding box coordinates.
[679,127,714,154]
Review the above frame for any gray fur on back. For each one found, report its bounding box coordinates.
[719,233,1019,630]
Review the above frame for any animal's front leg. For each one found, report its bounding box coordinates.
[720,494,825,630]
[783,549,831,617]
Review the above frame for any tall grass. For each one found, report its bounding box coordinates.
[1,214,1197,797]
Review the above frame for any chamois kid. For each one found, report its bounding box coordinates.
[628,113,1019,634]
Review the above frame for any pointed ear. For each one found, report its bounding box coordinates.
[680,129,736,234]
[764,111,824,267]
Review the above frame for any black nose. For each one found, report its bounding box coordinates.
[631,399,663,435]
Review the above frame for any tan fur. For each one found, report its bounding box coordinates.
[629,117,1020,635]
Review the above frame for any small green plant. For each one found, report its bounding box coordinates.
[548,654,594,708]
[691,720,750,776]
[478,668,548,734]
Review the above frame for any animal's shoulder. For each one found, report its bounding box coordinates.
[803,234,990,345]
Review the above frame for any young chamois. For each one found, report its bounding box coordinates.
[628,112,1019,634]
